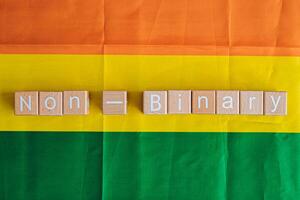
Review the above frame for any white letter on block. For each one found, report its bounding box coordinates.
[20,96,32,112]
[270,96,281,113]
[44,97,57,110]
[198,96,209,109]
[150,94,161,112]
[222,96,233,109]
[69,96,80,109]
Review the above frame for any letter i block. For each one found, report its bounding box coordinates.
[64,91,89,115]
[15,91,39,115]
[143,91,167,114]
[168,90,191,114]
[39,92,63,116]
[216,90,239,115]
[264,91,287,116]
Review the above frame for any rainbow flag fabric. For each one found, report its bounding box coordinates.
[1,0,300,199]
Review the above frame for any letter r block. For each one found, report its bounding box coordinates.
[264,91,287,116]
[143,91,167,114]
[39,92,63,116]
[15,91,39,115]
[63,91,89,115]
[240,91,263,115]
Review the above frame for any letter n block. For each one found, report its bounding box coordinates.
[216,90,239,115]
[143,91,167,114]
[64,91,89,115]
[192,90,215,114]
[264,91,287,116]
[15,91,39,115]
[39,92,63,116]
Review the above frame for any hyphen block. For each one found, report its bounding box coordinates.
[216,91,239,114]
[192,90,215,114]
[103,91,127,115]
[264,91,287,116]
[168,90,191,114]
[39,92,63,116]
[15,91,39,115]
[240,91,263,115]
[64,91,89,115]
[144,91,167,114]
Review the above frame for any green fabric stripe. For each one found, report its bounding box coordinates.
[1,132,300,200]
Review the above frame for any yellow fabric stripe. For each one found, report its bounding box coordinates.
[0,55,299,132]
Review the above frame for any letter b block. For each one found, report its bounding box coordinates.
[39,92,63,116]
[64,91,89,115]
[143,91,167,114]
[15,91,39,115]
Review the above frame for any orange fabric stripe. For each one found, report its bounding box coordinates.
[1,0,300,55]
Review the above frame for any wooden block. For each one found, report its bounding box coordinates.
[39,92,63,116]
[64,91,89,115]
[15,91,39,115]
[143,91,167,114]
[216,90,239,115]
[192,90,215,114]
[240,91,263,115]
[103,91,127,115]
[168,90,191,114]
[264,91,287,116]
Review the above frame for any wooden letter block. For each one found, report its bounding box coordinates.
[39,92,63,116]
[192,90,215,114]
[103,91,127,115]
[168,90,191,114]
[64,91,89,115]
[240,91,263,115]
[143,91,167,114]
[216,90,239,115]
[264,91,287,116]
[15,91,39,115]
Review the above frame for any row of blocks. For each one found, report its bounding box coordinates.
[15,90,287,116]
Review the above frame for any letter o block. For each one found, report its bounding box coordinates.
[143,91,167,114]
[39,92,63,116]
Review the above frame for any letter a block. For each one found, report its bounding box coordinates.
[15,91,39,115]
[103,91,127,115]
[143,91,167,114]
[192,90,215,114]
[168,90,191,114]
[264,91,287,116]
[64,91,89,115]
[240,91,263,115]
[39,92,63,116]
[216,91,239,115]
